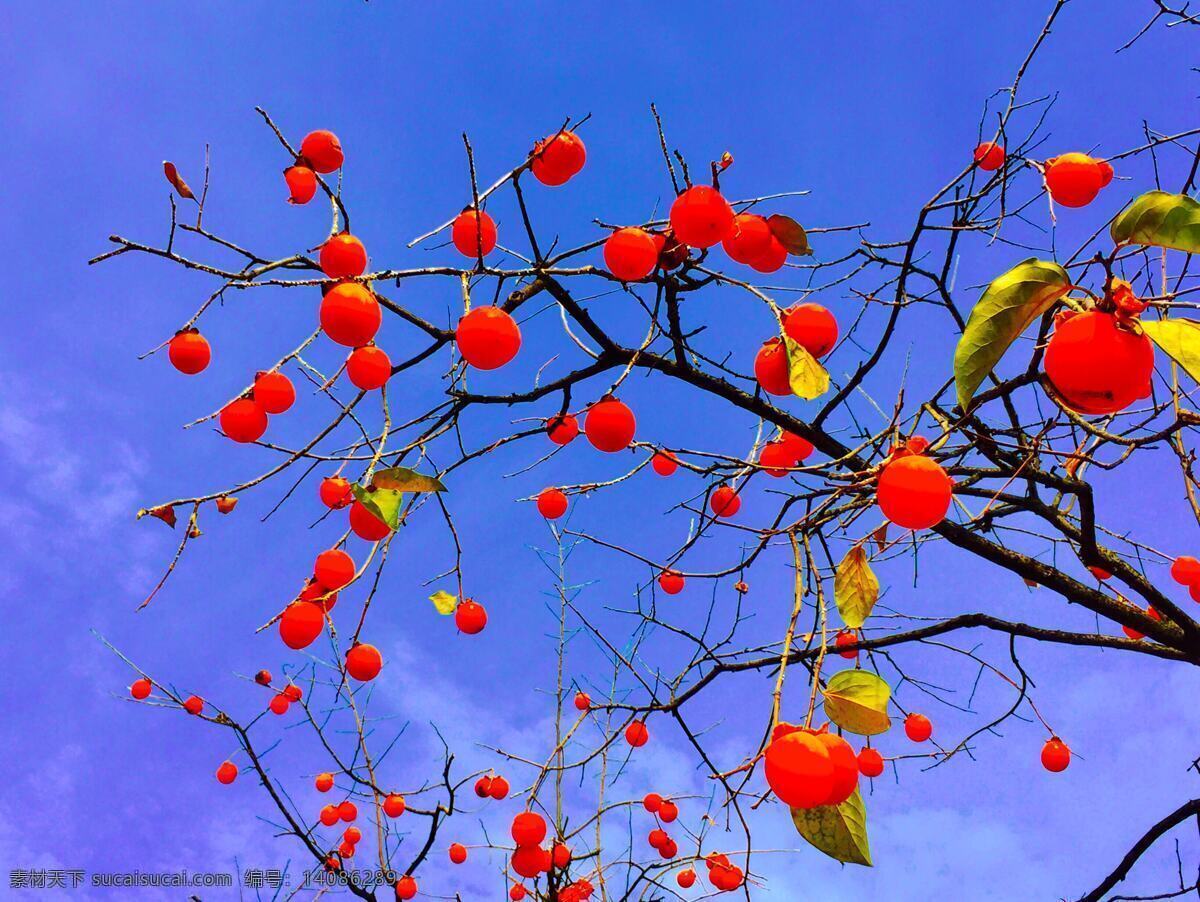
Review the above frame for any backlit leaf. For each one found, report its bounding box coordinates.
[1140,319,1200,385]
[372,466,447,493]
[767,214,812,256]
[835,546,879,629]
[784,336,830,400]
[1111,191,1200,254]
[822,669,891,736]
[351,484,403,530]
[429,590,457,615]
[953,258,1071,410]
[162,161,195,200]
[791,787,872,866]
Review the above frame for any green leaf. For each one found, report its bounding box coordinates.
[1140,318,1200,384]
[429,590,457,615]
[767,214,812,256]
[834,546,879,629]
[372,466,446,494]
[784,336,830,400]
[791,787,872,866]
[953,258,1071,410]
[1111,191,1200,254]
[822,669,891,736]
[350,484,403,531]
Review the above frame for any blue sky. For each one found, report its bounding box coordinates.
[1,1,1199,899]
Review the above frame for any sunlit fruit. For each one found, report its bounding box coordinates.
[547,414,579,445]
[314,549,356,590]
[395,875,417,900]
[857,747,884,778]
[643,792,662,812]
[585,396,636,452]
[574,691,591,711]
[220,398,268,444]
[669,185,734,248]
[320,476,354,510]
[754,338,792,396]
[835,629,859,659]
[722,213,772,264]
[130,678,152,700]
[552,843,570,869]
[876,451,953,530]
[537,488,569,520]
[512,811,547,846]
[449,842,468,864]
[343,825,362,845]
[168,330,211,374]
[216,761,238,784]
[531,130,587,185]
[1044,311,1153,415]
[321,282,381,348]
[973,142,1005,171]
[452,209,497,257]
[320,804,339,827]
[648,829,669,849]
[349,499,393,541]
[783,303,838,358]
[1171,555,1200,586]
[651,450,678,476]
[455,599,488,634]
[1041,737,1071,772]
[658,570,685,595]
[283,684,303,701]
[758,441,794,477]
[748,233,788,274]
[269,693,290,715]
[320,233,368,279]
[345,643,382,682]
[604,227,659,281]
[511,845,544,879]
[710,485,741,518]
[658,800,678,823]
[904,713,933,742]
[279,601,325,650]
[300,580,338,611]
[254,370,295,414]
[300,130,343,173]
[677,869,697,888]
[509,885,527,901]
[456,307,521,369]
[384,792,406,817]
[489,775,510,799]
[625,720,649,747]
[346,346,392,390]
[316,772,334,792]
[814,732,859,805]
[764,727,834,808]
[780,430,814,462]
[473,776,492,798]
[1044,153,1113,208]
[285,165,317,204]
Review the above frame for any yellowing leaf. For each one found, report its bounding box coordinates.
[372,466,446,493]
[1111,191,1200,254]
[835,546,879,629]
[953,258,1070,410]
[429,590,457,615]
[350,484,403,530]
[822,669,891,736]
[1140,319,1200,385]
[784,336,830,400]
[791,787,872,866]
[767,214,811,256]
[162,161,195,200]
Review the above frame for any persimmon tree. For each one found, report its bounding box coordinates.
[93,3,1200,899]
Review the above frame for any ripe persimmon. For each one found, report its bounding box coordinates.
[511,845,544,879]
[764,728,835,808]
[658,570,685,595]
[658,800,678,823]
[625,720,649,747]
[220,398,268,443]
[537,488,569,520]
[455,599,488,634]
[130,678,152,700]
[254,371,295,414]
[722,213,772,264]
[758,440,793,477]
[973,142,1005,171]
[710,485,741,517]
[449,842,468,864]
[546,414,579,445]
[345,643,382,681]
[748,233,788,274]
[300,580,338,611]
[1044,311,1153,415]
[835,629,859,659]
[669,185,734,248]
[488,775,510,799]
[346,346,391,390]
[456,307,521,369]
[452,209,497,257]
[314,549,355,590]
[338,800,358,822]
[643,792,662,812]
[904,713,933,742]
[215,761,238,784]
[1041,737,1071,772]
[279,601,324,650]
[1171,555,1200,586]
[780,430,814,462]
[814,732,859,805]
[320,233,368,279]
[531,130,587,185]
[754,337,792,396]
[300,130,343,173]
[512,811,547,846]
[574,691,591,711]
[585,396,636,452]
[677,869,697,888]
[876,449,953,530]
[395,875,417,900]
[604,227,659,282]
[384,792,406,817]
[316,772,334,792]
[1044,153,1113,208]
[857,746,884,778]
[320,282,381,348]
[349,499,393,541]
[320,476,354,510]
[285,165,317,204]
[551,843,570,869]
[783,303,838,358]
[509,884,528,901]
[168,330,211,375]
[184,695,204,715]
[651,450,678,476]
[319,804,339,826]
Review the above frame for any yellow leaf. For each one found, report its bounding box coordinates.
[1111,191,1200,254]
[823,669,891,736]
[372,466,447,493]
[835,546,879,629]
[1140,319,1200,385]
[429,590,457,615]
[351,485,402,530]
[766,214,812,256]
[784,336,830,400]
[791,787,872,866]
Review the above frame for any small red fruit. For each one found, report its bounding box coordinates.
[876,450,953,530]
[648,828,669,849]
[1044,153,1113,208]
[338,800,358,822]
[168,330,211,375]
[780,431,814,461]
[320,476,354,510]
[764,727,834,808]
[585,396,636,452]
[973,142,1005,171]
[658,800,678,823]
[455,599,488,634]
[783,303,839,358]
[345,644,382,682]
[659,838,678,859]
[857,747,884,778]
[254,371,295,414]
[1088,565,1111,581]
[651,450,678,476]
[754,338,792,396]
[300,580,338,611]
[395,875,417,900]
[488,775,510,799]
[254,669,272,686]
[346,346,392,390]
[574,691,591,711]
[546,414,579,445]
[677,869,697,889]
[551,843,570,869]
[1041,737,1071,773]
[216,761,238,784]
[314,549,356,590]
[220,398,268,444]
[269,693,290,715]
[300,131,343,174]
[531,131,587,186]
[509,885,528,901]
[285,165,317,204]
[643,792,662,813]
[215,495,237,514]
[710,485,740,518]
[669,185,734,248]
[1044,311,1154,415]
[452,209,497,258]
[384,792,407,817]
[183,695,204,715]
[537,488,569,520]
[758,441,794,477]
[320,233,368,279]
[835,629,859,659]
[319,804,339,827]
[814,732,859,805]
[321,282,382,348]
[604,227,659,282]
[456,307,521,370]
[722,213,772,264]
[344,825,362,844]
[658,570,685,595]
[316,772,334,792]
[748,233,788,274]
[512,811,547,846]
[349,499,393,541]
[279,601,325,650]
[511,846,543,879]
[130,678,152,700]
[449,842,468,864]
[1171,555,1200,586]
[338,840,355,859]
[625,720,649,747]
[904,713,933,743]
[473,776,492,798]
